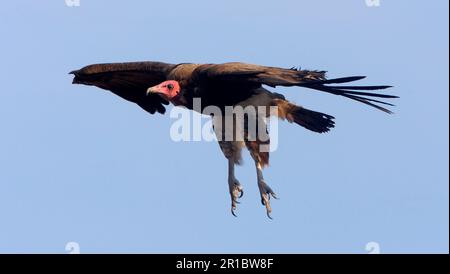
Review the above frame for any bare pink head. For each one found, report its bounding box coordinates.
[146,80,181,102]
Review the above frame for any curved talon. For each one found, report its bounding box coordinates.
[231,207,238,217]
[230,182,243,198]
[259,183,276,218]
[238,189,244,198]
[229,180,243,217]
[263,197,273,220]
[265,187,276,197]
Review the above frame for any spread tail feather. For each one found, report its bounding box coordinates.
[274,99,335,133]
[290,107,335,133]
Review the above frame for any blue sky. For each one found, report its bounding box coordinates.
[0,0,448,253]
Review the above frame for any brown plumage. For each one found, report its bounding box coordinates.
[71,61,396,218]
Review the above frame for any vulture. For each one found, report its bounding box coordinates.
[70,61,396,218]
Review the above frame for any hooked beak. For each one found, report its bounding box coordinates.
[146,86,159,96]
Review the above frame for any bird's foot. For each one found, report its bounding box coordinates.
[258,180,278,219]
[229,178,244,217]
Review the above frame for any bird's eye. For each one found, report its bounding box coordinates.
[167,84,174,90]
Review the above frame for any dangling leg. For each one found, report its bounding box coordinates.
[213,114,245,216]
[242,107,278,219]
[254,161,278,219]
[227,157,243,216]
[219,141,244,216]
[245,138,278,219]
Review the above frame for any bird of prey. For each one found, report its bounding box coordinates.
[71,61,396,218]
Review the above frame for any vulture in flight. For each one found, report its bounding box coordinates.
[70,61,396,218]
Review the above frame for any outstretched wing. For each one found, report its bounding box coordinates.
[70,61,177,114]
[192,62,397,113]
[193,62,326,87]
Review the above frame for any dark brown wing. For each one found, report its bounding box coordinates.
[192,62,326,87]
[192,62,396,113]
[187,63,266,107]
[70,61,177,114]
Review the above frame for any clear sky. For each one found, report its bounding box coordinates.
[0,0,448,254]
